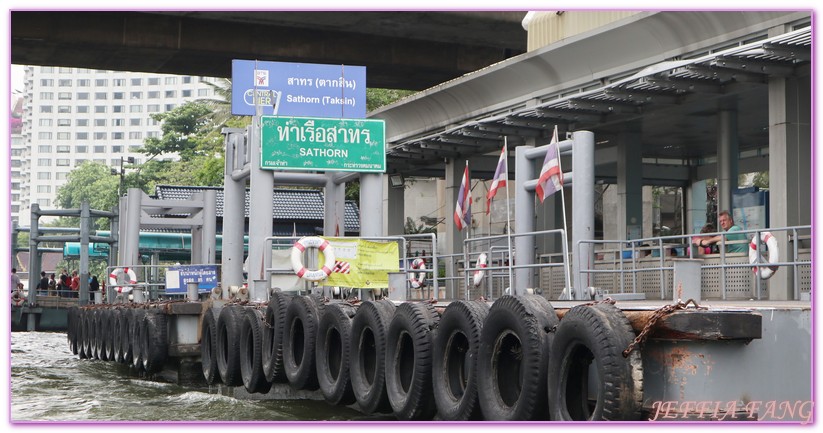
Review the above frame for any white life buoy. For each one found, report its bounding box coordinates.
[11,291,25,306]
[749,232,779,279]
[408,258,427,289]
[109,267,138,294]
[291,236,335,282]
[473,253,488,287]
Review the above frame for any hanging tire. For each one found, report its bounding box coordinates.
[111,308,124,363]
[101,309,115,361]
[67,306,80,355]
[120,308,135,365]
[130,309,148,371]
[349,299,396,414]
[477,295,558,421]
[78,308,90,359]
[141,311,169,374]
[262,291,293,383]
[316,301,358,406]
[283,295,325,390]
[217,305,244,386]
[200,306,221,385]
[240,307,272,394]
[385,302,441,420]
[548,303,643,421]
[432,300,490,421]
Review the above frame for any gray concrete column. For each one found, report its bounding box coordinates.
[572,131,595,299]
[386,177,405,236]
[324,172,346,237]
[202,189,217,264]
[27,204,41,312]
[248,119,274,301]
[124,188,142,273]
[79,201,90,305]
[191,192,203,265]
[768,73,811,300]
[444,159,466,298]
[686,179,708,235]
[514,145,535,294]
[221,132,246,295]
[617,132,643,240]
[716,109,739,217]
[360,173,384,237]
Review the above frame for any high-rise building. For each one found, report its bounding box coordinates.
[15,66,220,224]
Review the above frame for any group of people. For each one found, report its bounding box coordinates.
[32,269,101,299]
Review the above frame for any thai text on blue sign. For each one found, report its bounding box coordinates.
[231,59,366,118]
[260,116,385,172]
[164,265,218,294]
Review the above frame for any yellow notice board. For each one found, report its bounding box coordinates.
[324,238,399,289]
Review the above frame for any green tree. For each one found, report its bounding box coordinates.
[367,88,416,112]
[54,162,120,230]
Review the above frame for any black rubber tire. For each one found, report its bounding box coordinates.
[548,303,644,421]
[120,308,135,365]
[240,307,272,394]
[67,306,80,355]
[77,308,89,359]
[283,295,325,390]
[111,308,124,363]
[385,302,440,420]
[262,291,292,383]
[349,299,396,414]
[200,306,221,384]
[141,311,169,374]
[92,309,103,360]
[432,300,490,421]
[316,301,358,406]
[101,309,114,361]
[216,305,244,386]
[477,295,558,421]
[130,309,147,371]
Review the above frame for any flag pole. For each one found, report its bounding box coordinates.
[464,160,471,299]
[555,127,573,298]
[503,138,514,294]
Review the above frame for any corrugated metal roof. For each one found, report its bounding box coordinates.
[154,185,360,232]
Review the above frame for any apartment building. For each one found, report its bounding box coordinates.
[15,66,220,224]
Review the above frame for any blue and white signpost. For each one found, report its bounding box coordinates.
[231,59,367,118]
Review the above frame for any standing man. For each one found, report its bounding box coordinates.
[37,271,49,296]
[699,210,748,253]
[70,270,80,298]
[11,268,22,292]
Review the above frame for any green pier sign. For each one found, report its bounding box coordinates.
[260,116,386,172]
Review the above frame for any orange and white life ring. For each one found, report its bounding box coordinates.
[750,232,779,279]
[473,253,488,287]
[291,236,335,282]
[11,291,25,306]
[408,258,427,289]
[109,267,138,294]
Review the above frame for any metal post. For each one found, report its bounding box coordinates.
[222,131,246,298]
[248,120,274,302]
[360,173,384,237]
[187,282,199,301]
[27,204,40,331]
[324,172,346,237]
[79,201,90,306]
[203,189,217,264]
[125,188,142,279]
[514,145,535,294]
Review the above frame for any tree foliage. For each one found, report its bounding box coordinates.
[367,88,416,112]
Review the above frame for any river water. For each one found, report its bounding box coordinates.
[8,331,369,423]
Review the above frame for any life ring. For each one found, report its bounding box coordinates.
[750,232,779,279]
[408,258,426,289]
[11,291,25,306]
[472,253,488,287]
[291,236,335,282]
[109,267,138,294]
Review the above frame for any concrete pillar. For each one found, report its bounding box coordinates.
[768,72,811,300]
[716,108,739,217]
[27,204,40,330]
[617,132,643,240]
[514,145,535,294]
[202,189,217,264]
[686,179,708,235]
[572,131,595,300]
[386,177,405,236]
[125,189,142,273]
[221,131,246,296]
[191,192,203,265]
[360,173,384,238]
[79,201,90,306]
[324,173,346,237]
[248,119,274,301]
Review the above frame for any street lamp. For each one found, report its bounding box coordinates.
[111,156,135,197]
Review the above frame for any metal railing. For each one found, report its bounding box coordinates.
[575,225,811,300]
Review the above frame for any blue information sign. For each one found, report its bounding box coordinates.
[231,59,366,118]
[165,265,218,294]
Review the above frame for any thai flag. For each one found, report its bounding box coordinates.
[535,125,563,203]
[486,143,507,214]
[454,162,472,231]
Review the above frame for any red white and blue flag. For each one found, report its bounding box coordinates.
[454,162,472,231]
[535,125,563,203]
[486,143,507,214]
